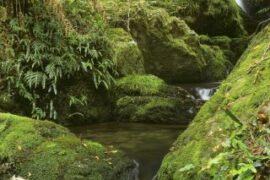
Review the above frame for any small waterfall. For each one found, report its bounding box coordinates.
[195,87,216,101]
[235,0,248,13]
[180,82,219,101]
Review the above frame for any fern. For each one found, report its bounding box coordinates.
[0,0,117,120]
[69,95,88,107]
[24,71,46,89]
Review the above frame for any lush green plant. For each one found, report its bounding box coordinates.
[69,95,88,107]
[202,116,270,179]
[0,0,116,120]
[179,108,270,179]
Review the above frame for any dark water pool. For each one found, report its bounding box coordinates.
[70,123,185,180]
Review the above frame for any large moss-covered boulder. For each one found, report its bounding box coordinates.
[114,75,197,124]
[157,25,270,179]
[101,1,231,83]
[151,0,247,37]
[108,28,145,76]
[129,7,230,83]
[0,113,134,179]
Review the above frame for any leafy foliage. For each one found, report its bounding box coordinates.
[178,109,270,179]
[0,1,116,120]
[177,107,270,179]
[201,114,270,179]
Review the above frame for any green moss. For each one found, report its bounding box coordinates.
[115,74,165,96]
[0,113,133,179]
[116,96,194,124]
[114,74,197,124]
[200,44,232,80]
[101,1,230,83]
[200,35,249,64]
[136,97,175,115]
[108,28,145,76]
[158,25,270,179]
[153,0,247,37]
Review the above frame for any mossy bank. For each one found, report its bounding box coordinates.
[158,24,270,179]
[0,113,134,179]
[113,75,198,124]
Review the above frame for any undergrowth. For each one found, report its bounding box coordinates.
[179,108,270,179]
[0,0,117,120]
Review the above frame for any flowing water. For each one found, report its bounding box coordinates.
[180,82,220,101]
[70,123,184,180]
[236,0,248,13]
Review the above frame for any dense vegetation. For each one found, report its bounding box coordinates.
[0,0,270,179]
[0,0,116,120]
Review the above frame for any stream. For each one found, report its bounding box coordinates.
[70,123,184,180]
[180,82,220,101]
[70,82,219,180]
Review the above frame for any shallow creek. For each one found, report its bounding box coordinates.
[70,82,220,180]
[70,123,184,180]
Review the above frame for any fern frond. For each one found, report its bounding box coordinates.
[24,71,47,89]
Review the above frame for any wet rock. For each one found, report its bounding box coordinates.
[101,1,231,83]
[108,28,145,77]
[113,75,197,124]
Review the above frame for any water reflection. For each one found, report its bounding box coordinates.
[70,123,184,180]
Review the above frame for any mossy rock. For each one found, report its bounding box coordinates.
[128,6,230,83]
[113,75,197,124]
[157,24,270,179]
[0,113,134,179]
[151,0,247,37]
[200,35,249,64]
[101,1,231,83]
[116,96,195,124]
[108,28,145,76]
[115,74,165,96]
[115,74,194,98]
[55,80,113,125]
